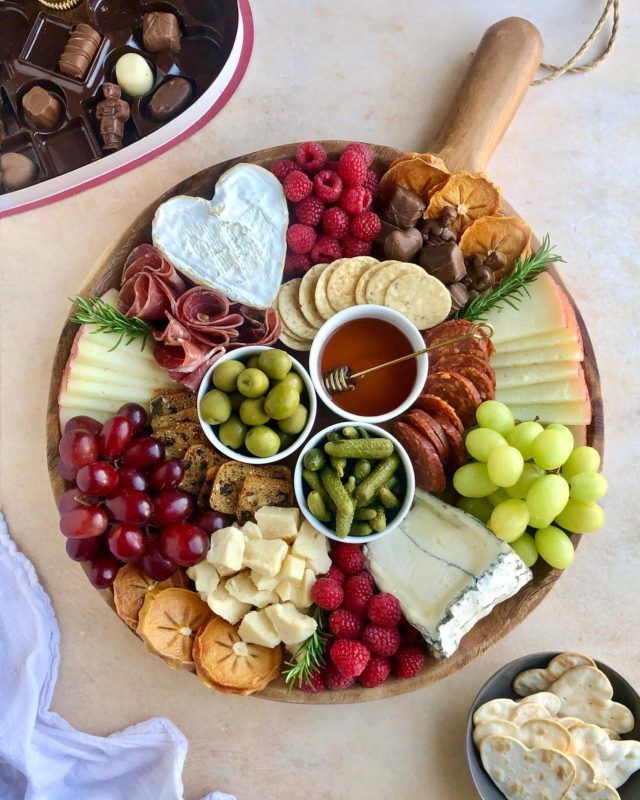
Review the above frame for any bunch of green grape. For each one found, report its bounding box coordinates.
[453,400,607,570]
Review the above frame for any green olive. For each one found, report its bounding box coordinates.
[245,426,280,458]
[229,392,244,411]
[200,389,232,425]
[258,349,292,380]
[212,359,244,392]
[218,415,248,449]
[247,355,261,370]
[239,398,270,426]
[264,384,300,420]
[237,367,269,398]
[278,404,308,435]
[277,371,304,394]
[277,431,295,450]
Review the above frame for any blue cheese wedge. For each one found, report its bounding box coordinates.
[364,490,532,659]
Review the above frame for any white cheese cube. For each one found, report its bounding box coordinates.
[251,570,280,591]
[265,602,317,645]
[289,568,316,609]
[206,580,251,625]
[186,561,220,599]
[292,521,331,575]
[255,506,300,541]
[276,580,293,602]
[238,609,281,648]
[206,526,245,576]
[226,571,278,608]
[279,553,306,583]
[243,539,288,577]
[241,521,262,541]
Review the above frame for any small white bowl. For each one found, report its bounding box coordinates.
[294,421,415,544]
[197,345,317,465]
[308,304,428,424]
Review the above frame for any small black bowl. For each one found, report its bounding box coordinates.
[466,651,640,799]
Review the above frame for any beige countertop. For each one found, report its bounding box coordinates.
[1,2,639,798]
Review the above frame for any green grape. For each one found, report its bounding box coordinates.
[487,445,525,488]
[529,515,554,529]
[465,428,507,462]
[489,499,530,543]
[506,421,544,460]
[531,429,573,470]
[535,525,574,569]
[476,400,515,436]
[510,532,539,567]
[526,474,570,521]
[506,463,545,499]
[561,446,601,480]
[569,472,607,503]
[488,488,510,507]
[452,463,497,498]
[555,499,604,533]
[545,423,574,448]
[457,496,493,524]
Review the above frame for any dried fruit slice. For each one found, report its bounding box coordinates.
[137,587,212,670]
[193,616,282,695]
[425,172,500,234]
[379,157,450,203]
[113,563,187,630]
[460,215,532,280]
[388,152,449,173]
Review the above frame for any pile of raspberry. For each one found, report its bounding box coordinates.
[306,543,425,691]
[270,141,382,277]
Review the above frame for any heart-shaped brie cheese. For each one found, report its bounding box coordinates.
[152,163,288,308]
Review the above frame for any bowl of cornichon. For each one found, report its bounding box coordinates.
[294,422,415,543]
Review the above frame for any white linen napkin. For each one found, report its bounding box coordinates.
[0,513,235,800]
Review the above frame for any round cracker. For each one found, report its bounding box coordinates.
[298,263,328,328]
[277,279,319,340]
[279,328,311,352]
[314,259,345,320]
[326,256,378,312]
[384,271,452,329]
[355,259,393,305]
[365,261,423,305]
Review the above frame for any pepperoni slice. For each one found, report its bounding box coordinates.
[423,319,478,345]
[403,410,449,467]
[423,371,482,428]
[414,393,465,436]
[391,421,446,493]
[452,365,495,402]
[430,413,468,469]
[430,352,495,389]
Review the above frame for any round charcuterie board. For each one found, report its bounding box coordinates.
[46,18,604,704]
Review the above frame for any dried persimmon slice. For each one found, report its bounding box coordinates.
[388,151,449,173]
[459,215,532,280]
[113,563,188,630]
[379,157,450,203]
[425,172,501,233]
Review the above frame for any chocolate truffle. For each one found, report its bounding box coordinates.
[382,186,426,229]
[59,24,101,80]
[142,12,182,54]
[147,77,193,121]
[419,242,466,284]
[1,152,38,192]
[115,53,155,98]
[383,227,423,262]
[448,282,470,312]
[22,86,63,131]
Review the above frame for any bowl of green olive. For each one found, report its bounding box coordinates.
[294,422,415,543]
[197,346,317,464]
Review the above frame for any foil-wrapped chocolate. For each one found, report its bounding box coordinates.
[382,185,426,229]
[383,227,423,262]
[148,77,193,121]
[58,23,101,80]
[22,86,63,131]
[143,12,182,54]
[419,242,466,284]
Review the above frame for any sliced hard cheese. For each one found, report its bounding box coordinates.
[508,401,592,426]
[64,362,162,389]
[493,362,581,389]
[490,342,584,368]
[497,377,589,405]
[495,327,580,354]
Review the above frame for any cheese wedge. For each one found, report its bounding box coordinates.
[484,273,567,344]
[493,362,581,389]
[497,377,588,405]
[508,401,592,426]
[495,328,580,354]
[490,342,584,368]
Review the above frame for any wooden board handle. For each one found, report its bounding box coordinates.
[431,17,543,173]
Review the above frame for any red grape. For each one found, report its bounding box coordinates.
[118,467,149,492]
[57,459,78,482]
[87,554,120,588]
[121,436,165,470]
[76,462,119,496]
[107,523,145,562]
[139,540,177,581]
[117,403,148,436]
[59,428,98,469]
[105,489,152,524]
[149,460,185,491]
[58,488,98,513]
[64,415,102,436]
[152,489,194,526]
[159,523,209,567]
[60,506,109,539]
[190,509,232,534]
[66,535,103,562]
[98,416,133,460]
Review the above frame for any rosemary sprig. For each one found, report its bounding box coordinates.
[69,295,151,351]
[455,235,564,323]
[283,607,329,692]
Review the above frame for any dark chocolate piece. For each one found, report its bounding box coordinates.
[484,250,508,272]
[448,282,469,312]
[143,12,182,54]
[96,83,130,151]
[467,263,494,292]
[382,186,426,229]
[419,242,466,284]
[1,152,38,191]
[420,216,458,245]
[22,86,63,131]
[375,219,401,247]
[383,227,423,262]
[147,77,194,122]
[59,24,101,80]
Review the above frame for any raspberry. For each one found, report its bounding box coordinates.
[296,141,327,174]
[394,645,425,679]
[344,142,373,167]
[363,169,379,196]
[287,223,317,254]
[358,656,392,688]
[300,669,326,693]
[324,160,339,171]
[294,196,325,227]
[270,158,298,182]
[342,236,372,258]
[350,211,381,242]
[339,186,372,216]
[343,573,374,616]
[337,148,367,187]
[324,662,355,691]
[284,251,311,276]
[331,542,364,576]
[328,608,363,640]
[322,206,350,239]
[399,621,421,644]
[283,170,312,202]
[356,570,375,591]
[326,564,345,584]
[330,639,370,678]
[361,624,401,657]
[311,577,344,610]
[367,593,402,628]
[313,170,343,203]
[310,235,341,265]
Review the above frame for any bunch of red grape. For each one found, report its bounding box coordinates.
[57,403,232,588]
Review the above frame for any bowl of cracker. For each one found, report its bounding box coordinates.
[466,651,640,800]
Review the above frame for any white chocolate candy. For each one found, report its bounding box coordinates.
[115,53,154,97]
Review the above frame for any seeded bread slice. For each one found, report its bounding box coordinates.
[152,423,205,460]
[198,465,221,510]
[210,462,292,515]
[149,388,196,419]
[180,444,225,495]
[236,476,293,522]
[151,407,200,432]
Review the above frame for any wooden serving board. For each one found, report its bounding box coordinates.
[46,17,603,704]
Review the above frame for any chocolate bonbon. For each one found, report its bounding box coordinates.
[419,242,466,284]
[148,77,194,121]
[383,227,423,262]
[96,83,130,151]
[22,86,63,131]
[58,23,101,80]
[382,186,426,229]
[143,12,182,54]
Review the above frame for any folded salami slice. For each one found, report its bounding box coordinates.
[423,371,482,427]
[403,410,449,466]
[123,243,188,295]
[229,306,282,347]
[391,421,446,494]
[452,364,495,401]
[414,393,465,436]
[119,244,187,320]
[176,286,244,332]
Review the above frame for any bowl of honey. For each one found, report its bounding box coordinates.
[309,305,428,423]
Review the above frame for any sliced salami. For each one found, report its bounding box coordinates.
[413,393,465,436]
[403,410,449,467]
[423,319,478,345]
[430,352,495,388]
[423,371,482,427]
[391,421,446,494]
[427,337,491,363]
[430,412,468,469]
[452,365,495,402]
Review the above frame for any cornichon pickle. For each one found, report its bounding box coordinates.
[302,468,334,508]
[354,453,400,504]
[329,456,347,478]
[354,459,372,483]
[350,521,372,536]
[341,426,359,439]
[326,430,342,442]
[335,508,355,538]
[307,491,331,522]
[303,448,326,472]
[357,427,370,439]
[320,467,354,517]
[379,486,400,509]
[354,507,377,521]
[370,506,387,532]
[324,438,394,460]
[383,475,401,492]
[344,476,356,495]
